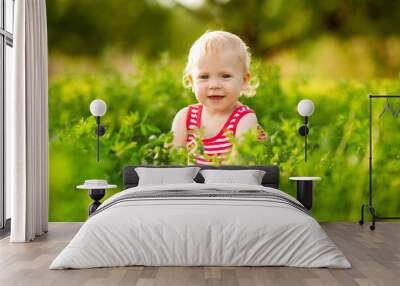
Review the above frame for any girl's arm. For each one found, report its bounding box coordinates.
[171,107,189,148]
[235,113,258,138]
[226,113,260,164]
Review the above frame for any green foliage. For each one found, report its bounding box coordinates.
[47,0,400,57]
[50,56,400,222]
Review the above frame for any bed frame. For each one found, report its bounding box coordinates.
[123,165,279,189]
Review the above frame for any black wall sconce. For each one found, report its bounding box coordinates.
[89,99,107,162]
[297,99,315,162]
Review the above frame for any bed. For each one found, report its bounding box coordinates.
[50,165,351,269]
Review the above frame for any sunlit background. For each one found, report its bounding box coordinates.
[48,0,400,79]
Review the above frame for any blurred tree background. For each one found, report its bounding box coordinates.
[47,0,400,222]
[47,0,400,78]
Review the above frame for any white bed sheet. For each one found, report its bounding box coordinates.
[50,183,351,269]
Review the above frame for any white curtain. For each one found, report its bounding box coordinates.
[8,0,49,242]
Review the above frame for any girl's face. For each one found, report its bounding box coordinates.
[191,50,250,114]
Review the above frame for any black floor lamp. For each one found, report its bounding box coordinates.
[89,99,107,162]
[297,99,315,162]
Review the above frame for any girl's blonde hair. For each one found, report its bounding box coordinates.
[183,30,258,97]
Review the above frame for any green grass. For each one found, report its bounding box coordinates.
[49,58,400,222]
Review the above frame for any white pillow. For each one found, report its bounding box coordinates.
[200,169,266,185]
[135,167,200,186]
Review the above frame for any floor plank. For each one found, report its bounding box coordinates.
[0,222,399,286]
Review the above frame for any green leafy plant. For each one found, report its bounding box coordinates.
[49,57,400,222]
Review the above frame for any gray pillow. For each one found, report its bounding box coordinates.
[135,167,201,186]
[200,169,266,185]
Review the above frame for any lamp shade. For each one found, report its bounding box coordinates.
[90,99,107,117]
[297,99,314,117]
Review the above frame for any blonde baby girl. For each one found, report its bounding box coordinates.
[172,30,265,165]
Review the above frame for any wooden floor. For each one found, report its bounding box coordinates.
[0,222,399,286]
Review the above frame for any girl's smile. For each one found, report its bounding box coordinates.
[208,95,225,100]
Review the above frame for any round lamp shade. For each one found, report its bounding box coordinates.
[90,99,107,117]
[297,99,315,117]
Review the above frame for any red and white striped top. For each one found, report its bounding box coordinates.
[186,104,255,165]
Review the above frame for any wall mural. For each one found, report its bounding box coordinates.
[48,1,400,222]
